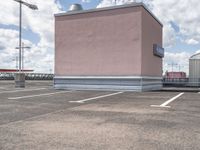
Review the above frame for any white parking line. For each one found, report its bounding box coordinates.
[151,92,184,108]
[69,91,124,103]
[0,87,7,89]
[0,88,47,94]
[8,91,73,100]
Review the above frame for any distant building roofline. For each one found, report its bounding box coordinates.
[0,69,34,73]
[190,52,200,59]
[55,2,163,27]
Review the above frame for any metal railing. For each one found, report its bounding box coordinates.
[0,74,199,87]
[163,78,200,87]
[0,73,54,80]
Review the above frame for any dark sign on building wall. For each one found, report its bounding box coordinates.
[153,44,164,58]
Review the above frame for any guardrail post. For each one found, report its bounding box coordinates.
[15,73,25,88]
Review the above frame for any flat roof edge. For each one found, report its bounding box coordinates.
[55,3,163,27]
[190,52,200,59]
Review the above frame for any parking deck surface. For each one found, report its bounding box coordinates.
[0,81,200,150]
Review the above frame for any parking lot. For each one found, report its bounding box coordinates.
[0,81,200,150]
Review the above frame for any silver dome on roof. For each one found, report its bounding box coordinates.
[190,52,200,59]
[68,4,83,12]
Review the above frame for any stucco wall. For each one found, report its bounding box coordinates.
[141,8,163,77]
[55,7,142,76]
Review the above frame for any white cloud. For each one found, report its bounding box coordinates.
[163,52,191,75]
[82,0,91,3]
[185,38,199,45]
[195,50,200,54]
[151,0,200,47]
[22,0,61,47]
[0,1,19,26]
[0,28,22,70]
[97,0,135,8]
[0,28,49,73]
[163,23,176,48]
[0,0,62,73]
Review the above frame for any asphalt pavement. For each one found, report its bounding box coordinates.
[0,81,199,150]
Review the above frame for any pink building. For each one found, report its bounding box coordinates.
[165,72,187,79]
[54,3,164,91]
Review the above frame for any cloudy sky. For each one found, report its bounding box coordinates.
[0,0,200,75]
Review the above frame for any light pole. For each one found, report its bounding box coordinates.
[14,0,38,72]
[16,42,31,71]
[13,0,38,88]
[15,56,18,69]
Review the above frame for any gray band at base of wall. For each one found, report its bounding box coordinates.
[54,76,162,91]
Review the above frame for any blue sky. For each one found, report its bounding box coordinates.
[0,0,200,74]
[59,0,100,10]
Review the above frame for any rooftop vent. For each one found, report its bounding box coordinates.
[68,4,83,12]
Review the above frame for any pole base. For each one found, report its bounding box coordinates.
[15,73,25,88]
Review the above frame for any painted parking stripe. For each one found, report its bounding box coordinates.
[8,91,73,100]
[151,92,184,108]
[0,88,47,94]
[0,87,7,89]
[69,91,124,103]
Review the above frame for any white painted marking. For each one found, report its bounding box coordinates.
[0,88,47,94]
[150,105,171,108]
[160,93,184,106]
[69,91,124,103]
[8,91,73,100]
[0,87,7,89]
[151,92,184,108]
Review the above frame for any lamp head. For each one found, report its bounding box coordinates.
[13,0,38,10]
[28,4,38,10]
